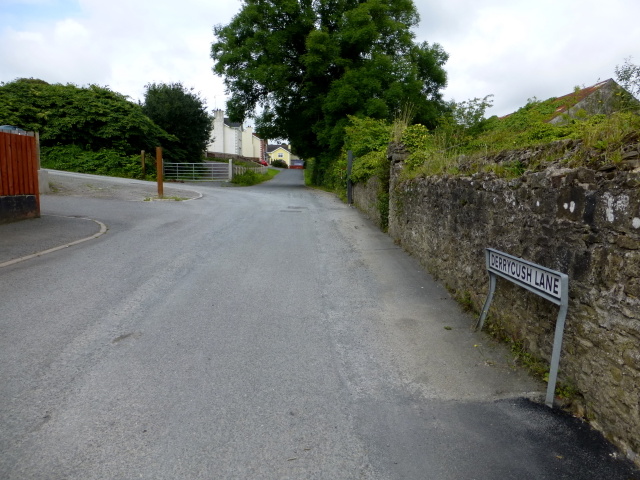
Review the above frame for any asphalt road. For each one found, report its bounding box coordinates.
[1,170,638,479]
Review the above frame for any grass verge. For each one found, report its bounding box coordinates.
[231,168,279,186]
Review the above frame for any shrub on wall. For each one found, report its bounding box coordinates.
[399,95,640,178]
[343,116,392,185]
[343,116,394,229]
[350,150,388,184]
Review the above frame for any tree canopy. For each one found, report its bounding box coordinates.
[0,78,175,155]
[142,82,213,163]
[615,57,640,100]
[211,0,448,183]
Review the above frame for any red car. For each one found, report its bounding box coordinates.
[258,159,268,166]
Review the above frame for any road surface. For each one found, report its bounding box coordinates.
[1,170,638,479]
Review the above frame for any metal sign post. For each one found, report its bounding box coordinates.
[476,248,569,408]
[347,150,353,205]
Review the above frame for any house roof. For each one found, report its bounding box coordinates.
[267,144,291,153]
[499,78,636,124]
[224,118,242,128]
[549,79,611,117]
[547,78,638,124]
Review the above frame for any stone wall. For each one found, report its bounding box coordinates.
[355,142,640,463]
[353,176,383,229]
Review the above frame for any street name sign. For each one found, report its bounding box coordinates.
[487,249,565,304]
[476,248,569,407]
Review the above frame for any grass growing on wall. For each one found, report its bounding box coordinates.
[399,100,640,179]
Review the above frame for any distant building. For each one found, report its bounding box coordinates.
[547,78,639,124]
[242,127,265,160]
[266,143,301,167]
[207,109,266,162]
[499,79,639,125]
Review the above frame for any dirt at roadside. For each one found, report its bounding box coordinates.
[47,175,202,202]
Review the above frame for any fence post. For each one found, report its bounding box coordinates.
[141,150,145,177]
[156,147,163,198]
[228,159,233,181]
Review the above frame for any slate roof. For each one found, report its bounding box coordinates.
[267,143,291,153]
[223,118,242,128]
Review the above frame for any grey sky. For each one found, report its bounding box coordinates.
[1,0,638,119]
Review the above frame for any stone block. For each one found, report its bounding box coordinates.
[0,195,39,224]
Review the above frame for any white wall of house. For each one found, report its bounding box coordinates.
[242,127,262,159]
[208,111,225,153]
[252,134,263,159]
[208,110,266,159]
[225,126,241,155]
[208,109,242,156]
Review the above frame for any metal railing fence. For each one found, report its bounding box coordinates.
[163,160,269,181]
[163,161,231,181]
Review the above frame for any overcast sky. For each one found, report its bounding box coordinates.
[2,0,639,122]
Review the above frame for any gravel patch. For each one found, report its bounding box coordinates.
[47,174,202,201]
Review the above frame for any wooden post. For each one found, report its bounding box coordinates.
[156,147,163,198]
[141,150,145,177]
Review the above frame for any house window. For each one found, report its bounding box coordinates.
[278,153,283,158]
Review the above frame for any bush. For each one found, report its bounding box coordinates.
[231,168,278,186]
[400,123,432,152]
[41,145,152,179]
[400,97,640,178]
[350,150,388,184]
[270,159,288,168]
[0,79,175,157]
[344,116,391,156]
[231,170,261,185]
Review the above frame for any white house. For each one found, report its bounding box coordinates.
[242,127,263,159]
[208,109,265,161]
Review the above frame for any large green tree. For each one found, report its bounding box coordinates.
[211,0,448,183]
[142,82,213,163]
